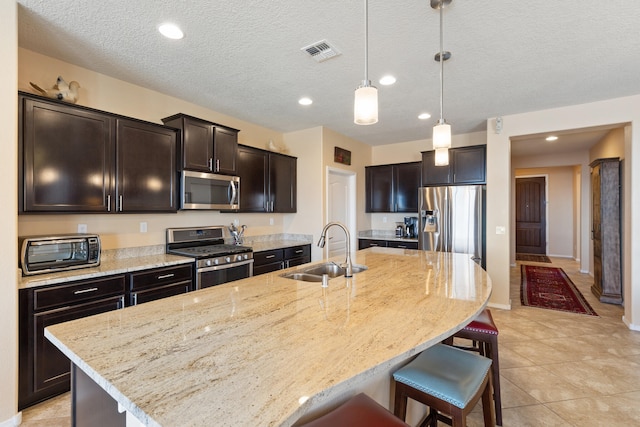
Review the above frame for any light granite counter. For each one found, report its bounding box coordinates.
[19,253,193,290]
[45,247,492,427]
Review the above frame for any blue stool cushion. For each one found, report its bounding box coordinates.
[393,343,492,409]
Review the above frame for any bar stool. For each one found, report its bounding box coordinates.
[393,343,494,427]
[298,393,410,427]
[445,309,502,425]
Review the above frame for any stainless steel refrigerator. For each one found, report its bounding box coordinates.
[419,185,485,267]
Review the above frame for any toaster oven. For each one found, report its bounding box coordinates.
[19,234,101,276]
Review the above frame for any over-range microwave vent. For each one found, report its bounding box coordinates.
[301,40,341,62]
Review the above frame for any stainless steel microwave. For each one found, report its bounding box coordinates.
[181,170,240,210]
[19,234,101,276]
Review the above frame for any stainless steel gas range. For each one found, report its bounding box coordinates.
[166,226,253,290]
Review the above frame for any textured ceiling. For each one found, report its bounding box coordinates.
[16,0,640,147]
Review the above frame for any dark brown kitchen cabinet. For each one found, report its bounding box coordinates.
[358,239,418,250]
[235,145,297,213]
[19,92,178,213]
[162,113,238,175]
[128,264,193,305]
[590,158,622,304]
[365,162,421,213]
[253,244,311,275]
[20,94,114,212]
[422,145,486,186]
[116,119,178,212]
[19,275,126,410]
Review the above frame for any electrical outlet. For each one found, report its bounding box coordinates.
[495,226,506,235]
[140,222,148,233]
[78,224,87,233]
[269,218,274,226]
[233,218,239,226]
[382,216,387,223]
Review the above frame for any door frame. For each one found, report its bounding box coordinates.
[325,167,357,258]
[515,174,549,255]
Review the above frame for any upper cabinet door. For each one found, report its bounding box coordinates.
[269,152,297,213]
[421,145,486,186]
[162,114,238,175]
[213,127,238,175]
[394,162,421,212]
[115,119,178,212]
[365,165,394,212]
[451,146,486,184]
[21,96,114,212]
[235,145,269,212]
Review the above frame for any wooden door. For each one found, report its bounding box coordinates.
[515,177,546,254]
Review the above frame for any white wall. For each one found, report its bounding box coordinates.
[486,96,640,328]
[1,1,19,425]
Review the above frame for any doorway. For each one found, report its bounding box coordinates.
[515,176,547,254]
[326,167,356,258]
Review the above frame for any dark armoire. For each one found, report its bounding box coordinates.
[590,157,623,304]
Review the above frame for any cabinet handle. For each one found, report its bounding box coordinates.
[157,273,175,279]
[133,293,138,306]
[397,245,407,249]
[265,254,276,259]
[270,201,274,212]
[74,287,98,295]
[107,195,111,212]
[118,296,125,309]
[216,159,220,172]
[208,158,213,171]
[119,195,123,212]
[295,249,303,254]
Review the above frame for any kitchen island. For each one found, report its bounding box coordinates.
[45,247,492,426]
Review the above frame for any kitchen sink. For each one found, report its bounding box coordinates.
[280,262,368,282]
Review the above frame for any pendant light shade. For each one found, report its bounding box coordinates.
[354,0,378,125]
[432,120,451,149]
[434,147,450,166]
[354,83,378,125]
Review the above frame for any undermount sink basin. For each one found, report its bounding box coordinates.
[280,262,368,282]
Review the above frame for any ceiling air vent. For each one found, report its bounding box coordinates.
[301,40,341,62]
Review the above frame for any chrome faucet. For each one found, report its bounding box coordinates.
[317,222,353,277]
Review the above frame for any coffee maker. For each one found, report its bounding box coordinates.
[404,216,418,239]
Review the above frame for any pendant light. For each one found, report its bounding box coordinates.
[432,0,451,165]
[354,0,378,125]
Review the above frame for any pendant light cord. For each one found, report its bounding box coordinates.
[439,1,444,123]
[364,0,369,85]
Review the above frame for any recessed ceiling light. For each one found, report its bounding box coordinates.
[158,23,184,40]
[418,113,432,120]
[379,75,397,85]
[546,135,558,141]
[298,97,313,106]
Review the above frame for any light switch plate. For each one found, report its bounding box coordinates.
[78,224,87,233]
[140,222,148,233]
[495,226,506,235]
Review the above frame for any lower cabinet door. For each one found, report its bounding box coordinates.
[130,280,191,305]
[26,296,124,409]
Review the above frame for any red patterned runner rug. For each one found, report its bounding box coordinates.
[520,265,598,316]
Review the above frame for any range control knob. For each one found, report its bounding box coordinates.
[205,259,212,266]
[236,255,242,261]
[214,258,220,265]
[225,256,231,263]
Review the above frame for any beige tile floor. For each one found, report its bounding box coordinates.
[20,257,640,426]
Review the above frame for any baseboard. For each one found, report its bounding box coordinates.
[488,301,511,310]
[623,316,640,331]
[0,412,22,427]
[579,269,590,274]
[547,254,573,259]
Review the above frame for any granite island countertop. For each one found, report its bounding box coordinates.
[46,247,492,427]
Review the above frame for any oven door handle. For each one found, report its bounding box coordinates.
[198,259,254,273]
